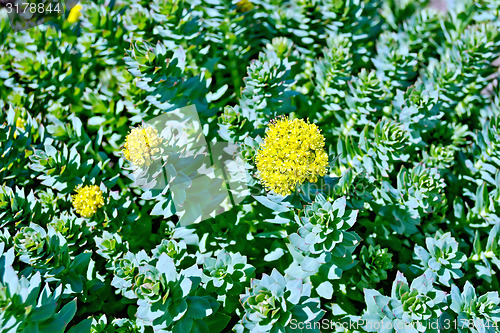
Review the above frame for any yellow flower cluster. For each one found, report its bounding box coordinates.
[67,4,83,24]
[255,117,329,196]
[16,118,26,131]
[236,0,254,13]
[72,185,104,218]
[122,125,163,168]
[14,118,26,138]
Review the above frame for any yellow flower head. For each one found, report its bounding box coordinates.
[67,4,83,23]
[122,124,163,168]
[16,118,26,131]
[255,117,329,196]
[236,0,254,13]
[72,185,104,218]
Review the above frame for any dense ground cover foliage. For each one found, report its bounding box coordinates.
[1,0,500,332]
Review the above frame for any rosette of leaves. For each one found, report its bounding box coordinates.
[266,37,295,60]
[372,118,411,165]
[445,22,500,97]
[202,249,255,312]
[13,223,69,271]
[412,232,466,287]
[372,31,419,95]
[362,271,446,332]
[13,223,101,298]
[0,185,50,230]
[134,263,162,302]
[340,69,386,137]
[29,138,108,194]
[77,1,128,65]
[151,238,189,268]
[449,281,500,333]
[135,254,219,332]
[374,163,447,234]
[242,50,296,117]
[0,244,82,332]
[423,144,457,170]
[47,213,93,252]
[313,33,352,131]
[94,230,128,266]
[422,48,466,115]
[462,118,500,227]
[337,119,410,179]
[454,23,500,121]
[112,251,220,332]
[264,0,326,61]
[235,269,324,333]
[220,49,296,142]
[112,250,151,299]
[314,0,383,68]
[390,82,443,146]
[0,24,85,118]
[350,244,393,290]
[286,195,360,293]
[402,8,444,62]
[424,18,500,119]
[124,40,226,119]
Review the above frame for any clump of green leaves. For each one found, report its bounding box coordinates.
[235,269,323,333]
[1,0,500,330]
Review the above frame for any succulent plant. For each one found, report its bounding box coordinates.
[236,269,324,333]
[200,249,255,313]
[373,31,419,95]
[112,250,150,300]
[413,232,467,286]
[450,281,500,333]
[362,271,446,332]
[135,254,218,332]
[203,249,255,293]
[374,163,447,235]
[151,238,188,266]
[13,223,71,274]
[2,0,500,331]
[286,195,360,283]
[0,244,80,332]
[351,244,394,290]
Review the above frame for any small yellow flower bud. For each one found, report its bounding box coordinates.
[67,4,83,24]
[236,0,254,13]
[16,118,26,131]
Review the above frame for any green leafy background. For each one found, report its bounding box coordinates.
[1,0,500,332]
